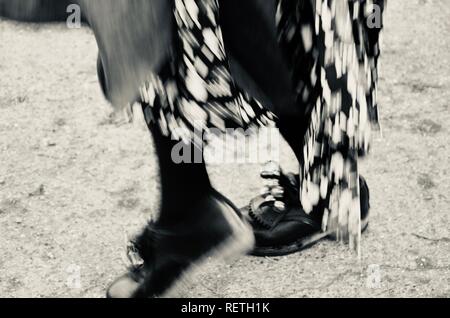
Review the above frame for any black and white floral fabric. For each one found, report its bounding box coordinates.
[278,0,384,253]
[139,0,275,148]
[139,0,384,253]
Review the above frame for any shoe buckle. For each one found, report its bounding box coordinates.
[126,243,144,268]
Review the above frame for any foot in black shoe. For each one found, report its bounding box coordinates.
[108,190,254,298]
[241,162,370,257]
[106,228,155,298]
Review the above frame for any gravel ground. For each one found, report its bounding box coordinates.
[0,0,449,298]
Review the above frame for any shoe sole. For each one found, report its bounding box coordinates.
[250,214,369,257]
[160,193,255,298]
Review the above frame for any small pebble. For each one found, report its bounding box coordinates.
[29,184,45,197]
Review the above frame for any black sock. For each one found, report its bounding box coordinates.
[150,127,212,226]
[278,116,308,164]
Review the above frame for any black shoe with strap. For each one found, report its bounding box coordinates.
[242,162,370,257]
[106,189,254,298]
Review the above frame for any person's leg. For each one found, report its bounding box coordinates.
[107,0,261,298]
[244,0,384,256]
[107,99,255,298]
[108,128,255,298]
[149,127,212,227]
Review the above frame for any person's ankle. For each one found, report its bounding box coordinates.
[156,187,217,228]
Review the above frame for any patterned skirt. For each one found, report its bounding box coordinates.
[139,0,384,253]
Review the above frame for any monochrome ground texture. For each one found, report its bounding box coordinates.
[0,0,449,297]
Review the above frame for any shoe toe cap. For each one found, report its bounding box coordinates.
[106,274,140,298]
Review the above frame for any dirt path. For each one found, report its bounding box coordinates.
[1,0,449,297]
